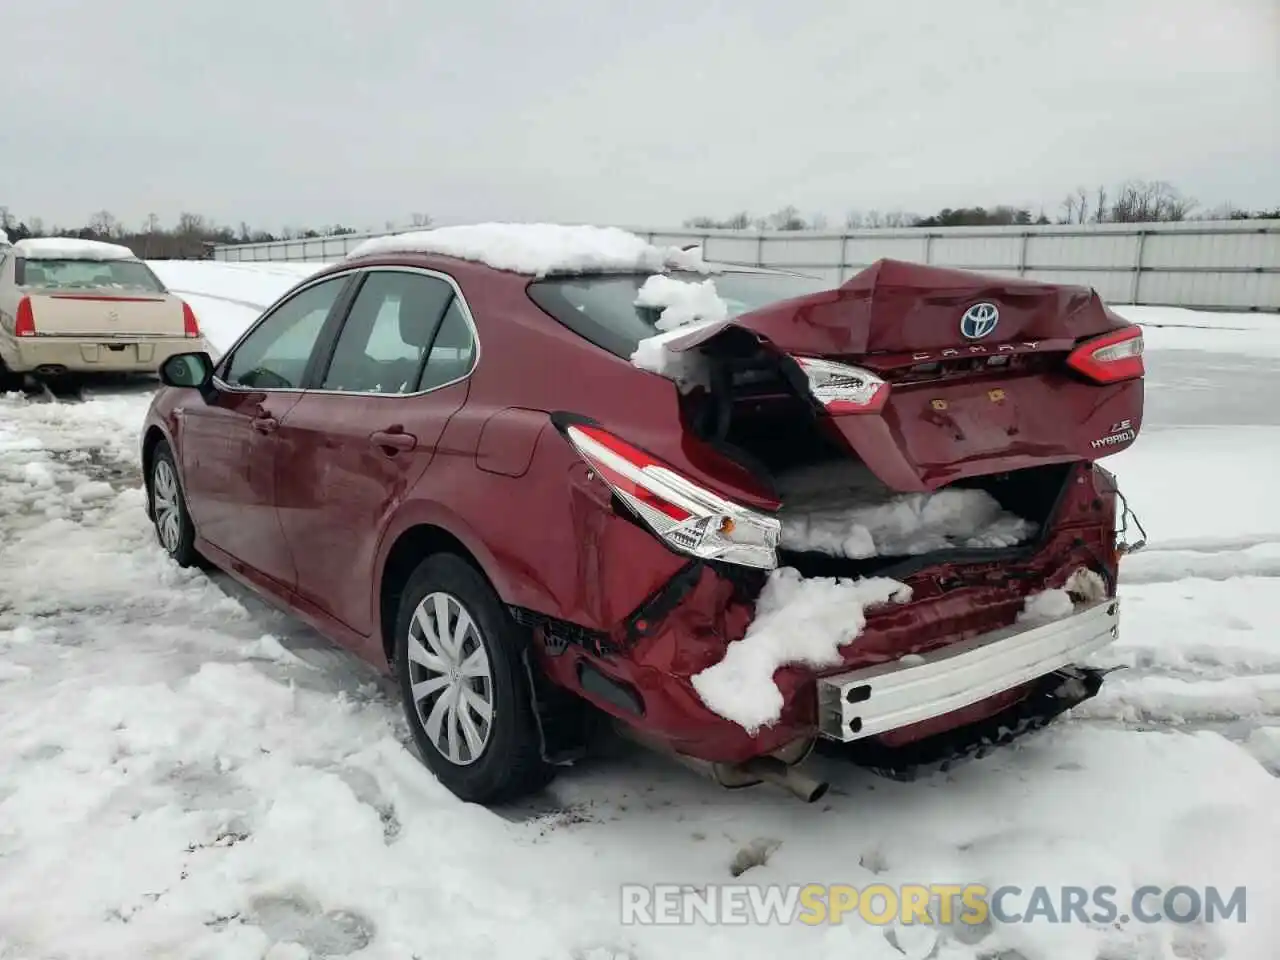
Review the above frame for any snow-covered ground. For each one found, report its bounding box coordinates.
[1,267,1278,960]
[149,260,323,356]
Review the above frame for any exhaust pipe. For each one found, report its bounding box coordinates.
[613,721,829,802]
[740,756,829,803]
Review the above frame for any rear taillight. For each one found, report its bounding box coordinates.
[561,423,780,569]
[181,301,201,338]
[14,297,35,337]
[792,357,889,414]
[1066,326,1144,383]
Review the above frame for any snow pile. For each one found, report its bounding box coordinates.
[1018,568,1108,624]
[779,478,1036,559]
[629,274,731,388]
[634,274,729,331]
[15,237,137,261]
[1018,587,1075,624]
[692,567,911,732]
[346,223,707,278]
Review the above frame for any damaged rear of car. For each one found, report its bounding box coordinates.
[527,259,1146,798]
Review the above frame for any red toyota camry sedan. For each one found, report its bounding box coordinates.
[141,224,1144,804]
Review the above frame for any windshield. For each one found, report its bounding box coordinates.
[527,270,828,358]
[17,258,166,293]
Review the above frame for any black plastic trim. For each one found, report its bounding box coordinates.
[577,661,645,717]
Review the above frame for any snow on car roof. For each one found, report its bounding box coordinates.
[14,237,138,261]
[346,223,708,277]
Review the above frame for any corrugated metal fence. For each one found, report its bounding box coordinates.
[212,219,1280,311]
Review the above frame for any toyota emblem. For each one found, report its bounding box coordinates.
[960,302,999,340]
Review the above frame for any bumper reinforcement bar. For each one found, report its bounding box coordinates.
[817,598,1119,742]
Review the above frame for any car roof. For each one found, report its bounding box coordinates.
[13,237,139,261]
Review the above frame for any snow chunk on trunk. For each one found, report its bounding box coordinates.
[1019,588,1076,624]
[1018,568,1110,624]
[691,567,911,733]
[14,237,136,261]
[346,223,707,277]
[781,485,1036,558]
[629,274,729,389]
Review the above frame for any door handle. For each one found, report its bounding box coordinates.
[252,416,279,434]
[370,429,417,453]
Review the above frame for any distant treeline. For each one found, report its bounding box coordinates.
[1,182,1276,261]
[685,181,1280,231]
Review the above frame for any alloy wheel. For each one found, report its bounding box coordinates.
[152,459,183,555]
[405,591,495,766]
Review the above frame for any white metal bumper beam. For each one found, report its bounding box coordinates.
[817,598,1119,742]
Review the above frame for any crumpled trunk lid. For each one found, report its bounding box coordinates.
[671,259,1145,492]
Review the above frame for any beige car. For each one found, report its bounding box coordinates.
[0,237,208,387]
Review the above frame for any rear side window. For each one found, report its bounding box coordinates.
[16,258,165,292]
[319,271,456,394]
[417,298,477,392]
[527,270,827,358]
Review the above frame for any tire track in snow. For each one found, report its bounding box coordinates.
[1077,571,1280,774]
[165,288,269,312]
[1121,540,1280,584]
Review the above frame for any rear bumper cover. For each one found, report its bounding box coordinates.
[3,335,204,374]
[816,598,1119,742]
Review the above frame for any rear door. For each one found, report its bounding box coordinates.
[179,272,354,591]
[274,267,477,637]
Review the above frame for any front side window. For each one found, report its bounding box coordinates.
[223,275,348,389]
[320,271,456,394]
[16,258,166,292]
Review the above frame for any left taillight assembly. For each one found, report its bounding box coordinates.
[1066,326,1144,383]
[560,422,781,569]
[14,297,36,336]
[792,356,889,414]
[181,300,201,338]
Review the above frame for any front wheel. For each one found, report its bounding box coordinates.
[150,445,200,567]
[394,554,554,804]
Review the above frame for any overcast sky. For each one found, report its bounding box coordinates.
[3,0,1276,232]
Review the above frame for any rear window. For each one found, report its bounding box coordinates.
[527,270,828,358]
[16,258,166,293]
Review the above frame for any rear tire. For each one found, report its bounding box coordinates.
[150,444,200,568]
[394,554,554,804]
[0,357,24,393]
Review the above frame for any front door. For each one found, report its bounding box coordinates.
[275,268,477,639]
[180,273,352,591]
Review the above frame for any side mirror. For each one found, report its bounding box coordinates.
[159,351,216,401]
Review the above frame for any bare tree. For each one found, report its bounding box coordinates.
[809,212,829,231]
[410,212,433,228]
[844,210,865,229]
[177,212,207,236]
[766,206,806,230]
[883,210,916,228]
[864,209,885,229]
[29,216,44,236]
[1091,187,1108,224]
[89,210,118,237]
[0,207,13,231]
[1109,180,1196,222]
